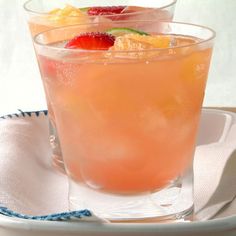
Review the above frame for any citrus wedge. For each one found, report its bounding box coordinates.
[106,27,149,37]
[111,34,171,51]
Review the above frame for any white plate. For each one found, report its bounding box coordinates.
[0,108,236,236]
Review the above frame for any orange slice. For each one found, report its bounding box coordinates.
[110,34,171,51]
[47,5,89,25]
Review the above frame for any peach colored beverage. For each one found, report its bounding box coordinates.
[27,6,173,36]
[39,38,212,194]
[24,1,176,36]
[34,21,215,221]
[24,0,176,36]
[24,0,177,173]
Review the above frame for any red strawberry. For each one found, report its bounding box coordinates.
[65,32,115,50]
[87,6,126,16]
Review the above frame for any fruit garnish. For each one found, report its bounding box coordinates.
[121,6,149,14]
[48,5,88,25]
[79,7,89,12]
[110,34,171,51]
[65,32,115,50]
[110,6,150,21]
[49,5,84,17]
[87,6,126,16]
[106,27,149,37]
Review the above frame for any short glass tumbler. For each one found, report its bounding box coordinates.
[34,20,215,222]
[24,0,177,173]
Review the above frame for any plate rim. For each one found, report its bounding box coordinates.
[0,213,236,233]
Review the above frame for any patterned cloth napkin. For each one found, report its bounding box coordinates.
[0,110,235,222]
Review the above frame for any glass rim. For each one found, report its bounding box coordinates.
[23,0,177,17]
[34,20,216,54]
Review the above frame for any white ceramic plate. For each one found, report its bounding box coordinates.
[0,109,236,236]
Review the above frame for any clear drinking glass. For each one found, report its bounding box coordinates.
[23,0,177,173]
[34,20,215,222]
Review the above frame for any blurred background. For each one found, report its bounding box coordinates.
[0,0,235,115]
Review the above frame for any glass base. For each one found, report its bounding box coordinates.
[69,169,193,222]
[110,208,194,223]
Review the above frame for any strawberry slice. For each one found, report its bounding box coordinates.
[87,6,126,16]
[65,32,115,50]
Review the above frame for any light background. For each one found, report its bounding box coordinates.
[0,0,235,115]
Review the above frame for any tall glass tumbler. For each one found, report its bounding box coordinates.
[24,0,177,173]
[34,20,215,222]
